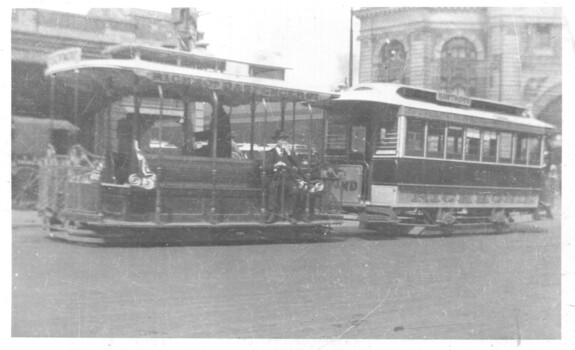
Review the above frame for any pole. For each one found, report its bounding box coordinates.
[250,94,256,158]
[292,101,296,154]
[349,7,354,88]
[261,98,269,219]
[49,74,56,147]
[280,99,286,131]
[210,91,219,224]
[155,85,164,224]
[306,103,313,220]
[73,69,79,143]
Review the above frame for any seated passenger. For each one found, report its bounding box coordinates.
[229,132,244,159]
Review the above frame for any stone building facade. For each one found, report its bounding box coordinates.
[12,8,201,119]
[354,7,562,131]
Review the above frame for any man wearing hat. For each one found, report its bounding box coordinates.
[264,130,299,223]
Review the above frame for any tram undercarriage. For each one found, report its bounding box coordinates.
[358,206,544,236]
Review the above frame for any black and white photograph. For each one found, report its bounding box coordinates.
[7,1,573,349]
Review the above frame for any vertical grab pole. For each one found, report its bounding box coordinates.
[292,101,296,155]
[155,85,164,224]
[306,103,314,221]
[261,98,269,219]
[280,99,286,132]
[49,74,56,141]
[250,94,256,159]
[210,91,219,224]
[48,74,57,212]
[133,86,141,147]
[73,69,79,143]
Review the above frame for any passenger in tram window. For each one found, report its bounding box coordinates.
[194,104,232,158]
[114,118,132,183]
[229,132,244,159]
[264,130,300,223]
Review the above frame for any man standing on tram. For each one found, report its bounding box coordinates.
[264,130,300,223]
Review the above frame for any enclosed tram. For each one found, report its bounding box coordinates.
[319,83,556,235]
[39,45,343,244]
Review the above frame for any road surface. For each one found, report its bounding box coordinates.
[12,211,561,339]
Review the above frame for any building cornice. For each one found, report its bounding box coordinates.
[354,7,485,19]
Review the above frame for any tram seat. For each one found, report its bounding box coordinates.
[146,155,260,189]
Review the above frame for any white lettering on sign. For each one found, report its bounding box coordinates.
[46,48,82,69]
[406,191,537,205]
[330,165,363,205]
[436,91,472,107]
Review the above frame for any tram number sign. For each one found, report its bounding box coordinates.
[47,48,82,69]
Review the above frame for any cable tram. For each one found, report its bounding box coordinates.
[318,83,556,235]
[39,45,343,244]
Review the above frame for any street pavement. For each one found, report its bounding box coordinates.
[11,210,561,340]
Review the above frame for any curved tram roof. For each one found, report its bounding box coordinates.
[45,52,338,107]
[321,83,556,135]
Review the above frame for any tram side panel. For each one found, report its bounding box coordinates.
[365,157,543,224]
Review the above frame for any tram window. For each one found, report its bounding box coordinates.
[326,123,347,151]
[405,118,424,157]
[140,116,183,154]
[351,126,366,153]
[498,132,513,163]
[482,130,497,163]
[446,126,463,160]
[515,134,528,164]
[426,121,445,159]
[465,128,481,161]
[527,136,542,165]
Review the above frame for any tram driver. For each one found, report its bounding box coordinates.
[264,130,300,223]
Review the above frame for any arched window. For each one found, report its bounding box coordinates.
[378,40,406,83]
[440,37,478,96]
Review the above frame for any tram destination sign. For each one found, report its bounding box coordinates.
[436,91,472,107]
[372,185,539,208]
[47,48,82,70]
[135,70,320,102]
[398,186,539,208]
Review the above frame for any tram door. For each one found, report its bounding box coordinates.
[350,114,375,200]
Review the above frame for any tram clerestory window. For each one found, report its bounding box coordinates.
[527,136,542,166]
[465,128,481,161]
[515,134,529,164]
[446,126,463,160]
[498,132,513,163]
[405,118,425,157]
[482,130,497,163]
[426,121,445,159]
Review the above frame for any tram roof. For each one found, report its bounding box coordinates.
[321,83,556,134]
[45,56,338,106]
[102,44,291,71]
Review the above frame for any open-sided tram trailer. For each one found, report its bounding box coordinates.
[317,83,557,235]
[39,45,343,244]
